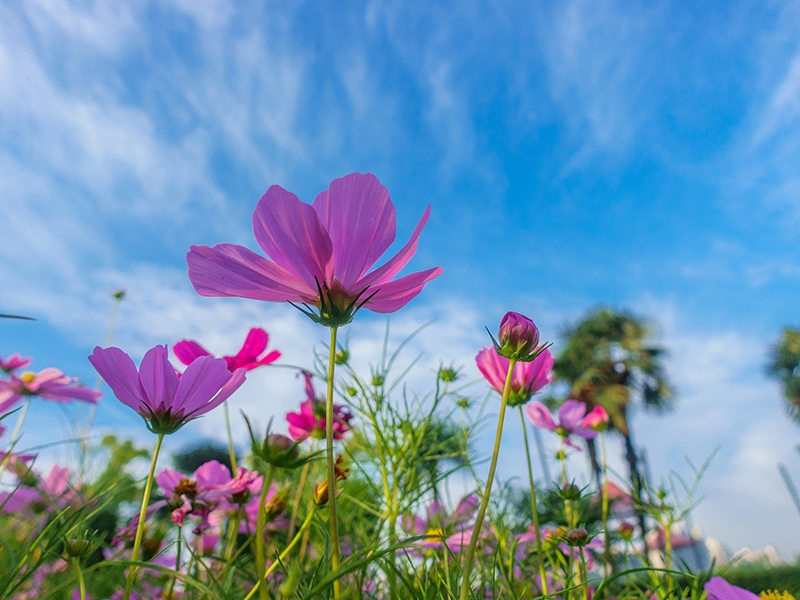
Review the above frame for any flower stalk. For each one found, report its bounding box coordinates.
[325,325,342,600]
[123,431,165,600]
[459,357,516,600]
[518,404,549,597]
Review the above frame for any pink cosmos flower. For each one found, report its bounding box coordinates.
[524,399,609,449]
[173,327,280,372]
[156,460,260,529]
[475,346,553,407]
[88,345,245,435]
[0,368,100,413]
[0,465,73,513]
[286,371,352,441]
[401,495,479,552]
[704,577,759,600]
[187,173,443,326]
[0,354,32,373]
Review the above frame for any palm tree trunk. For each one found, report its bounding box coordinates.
[623,428,649,558]
[585,437,602,488]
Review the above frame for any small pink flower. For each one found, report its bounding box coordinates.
[476,346,553,407]
[187,172,443,326]
[156,460,259,529]
[173,327,280,372]
[401,495,479,552]
[704,577,759,600]
[89,345,245,435]
[525,399,607,449]
[286,371,352,441]
[0,354,32,373]
[0,368,100,413]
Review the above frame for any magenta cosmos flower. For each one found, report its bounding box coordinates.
[173,327,280,372]
[88,345,245,435]
[476,346,553,407]
[0,367,100,413]
[524,399,608,449]
[187,173,443,326]
[704,577,759,600]
[286,371,352,441]
[0,354,32,373]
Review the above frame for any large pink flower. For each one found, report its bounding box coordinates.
[88,345,245,435]
[0,368,100,413]
[525,399,608,449]
[187,173,443,326]
[476,346,553,407]
[704,577,759,600]
[173,327,280,372]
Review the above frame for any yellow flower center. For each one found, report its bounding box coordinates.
[425,527,446,542]
[20,372,36,383]
[760,592,795,600]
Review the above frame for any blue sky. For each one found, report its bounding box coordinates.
[2,1,800,559]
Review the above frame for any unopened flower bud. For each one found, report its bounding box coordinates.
[334,348,349,365]
[564,527,589,546]
[560,482,582,501]
[617,521,635,541]
[64,536,91,559]
[371,373,385,387]
[313,455,349,506]
[438,366,459,382]
[456,397,471,409]
[344,385,358,397]
[582,406,609,431]
[265,493,288,519]
[494,312,541,361]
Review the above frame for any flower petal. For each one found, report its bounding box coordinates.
[558,400,587,430]
[172,356,236,417]
[139,345,180,414]
[188,243,312,302]
[173,340,211,367]
[312,173,395,288]
[89,347,144,413]
[476,347,508,394]
[359,205,434,289]
[362,266,443,313]
[252,185,333,288]
[237,328,268,360]
[525,401,557,432]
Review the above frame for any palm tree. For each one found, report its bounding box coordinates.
[767,327,800,424]
[552,308,674,543]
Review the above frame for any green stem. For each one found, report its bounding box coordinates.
[0,398,29,473]
[71,558,87,600]
[167,526,183,600]
[325,326,342,600]
[123,432,165,600]
[224,402,238,473]
[600,432,611,576]
[255,464,276,600]
[243,509,316,600]
[459,357,517,600]
[518,405,549,597]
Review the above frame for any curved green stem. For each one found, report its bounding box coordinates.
[255,464,276,600]
[518,405,549,597]
[459,357,516,600]
[123,432,165,600]
[325,326,342,600]
[224,402,238,473]
[243,508,316,600]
